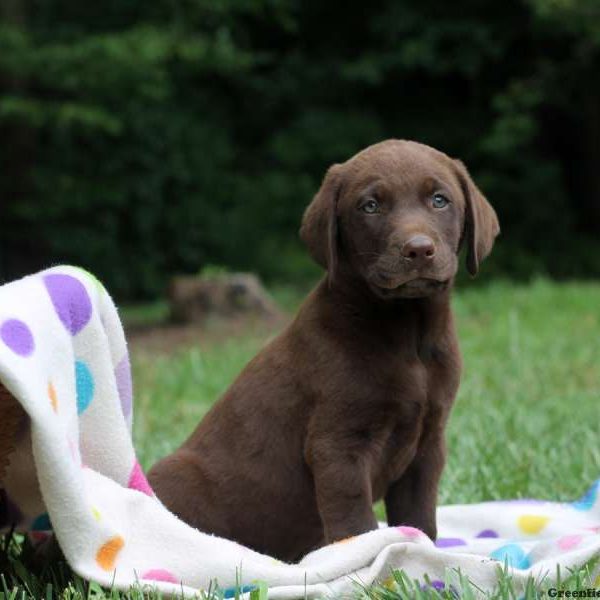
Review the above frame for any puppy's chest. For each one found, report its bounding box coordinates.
[368,351,458,486]
[382,342,458,409]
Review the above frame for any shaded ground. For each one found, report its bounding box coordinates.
[121,283,304,355]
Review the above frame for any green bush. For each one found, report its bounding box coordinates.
[1,0,599,298]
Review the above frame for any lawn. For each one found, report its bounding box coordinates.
[2,278,600,598]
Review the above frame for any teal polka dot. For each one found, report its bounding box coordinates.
[572,480,599,511]
[75,360,95,414]
[490,544,531,569]
[31,513,52,531]
[223,586,256,599]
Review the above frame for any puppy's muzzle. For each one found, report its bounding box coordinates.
[400,235,436,268]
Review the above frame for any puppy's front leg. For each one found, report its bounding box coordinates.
[384,432,446,540]
[305,435,379,544]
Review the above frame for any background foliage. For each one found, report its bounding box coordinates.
[1,0,599,298]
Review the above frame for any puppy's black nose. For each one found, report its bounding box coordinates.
[401,235,436,261]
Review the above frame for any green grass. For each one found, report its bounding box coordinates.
[119,301,170,328]
[356,557,599,600]
[444,278,600,504]
[134,278,600,505]
[2,278,600,598]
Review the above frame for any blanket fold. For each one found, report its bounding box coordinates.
[0,266,598,598]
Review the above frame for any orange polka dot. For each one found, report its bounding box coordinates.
[48,382,58,413]
[335,536,355,544]
[96,535,124,571]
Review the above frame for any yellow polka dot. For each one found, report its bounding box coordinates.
[518,515,550,534]
[96,535,124,571]
[383,576,397,590]
[91,507,101,522]
[48,382,58,413]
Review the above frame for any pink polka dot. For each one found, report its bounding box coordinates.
[128,461,153,496]
[558,534,583,551]
[67,438,81,465]
[29,531,51,545]
[142,569,178,584]
[115,353,133,419]
[396,526,423,539]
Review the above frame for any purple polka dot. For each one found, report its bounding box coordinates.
[1,319,34,356]
[421,580,459,597]
[477,529,499,538]
[435,537,467,548]
[115,354,133,418]
[43,274,92,336]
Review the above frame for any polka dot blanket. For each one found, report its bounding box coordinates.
[0,266,599,598]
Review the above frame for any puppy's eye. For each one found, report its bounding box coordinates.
[432,193,449,209]
[361,199,380,214]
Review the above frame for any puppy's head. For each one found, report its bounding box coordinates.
[300,139,499,299]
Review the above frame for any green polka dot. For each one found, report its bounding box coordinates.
[70,267,105,295]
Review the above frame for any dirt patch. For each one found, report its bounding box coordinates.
[125,313,289,355]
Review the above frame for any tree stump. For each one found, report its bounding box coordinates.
[168,273,281,324]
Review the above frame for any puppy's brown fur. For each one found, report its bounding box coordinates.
[148,140,499,562]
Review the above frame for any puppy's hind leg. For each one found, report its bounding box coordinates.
[148,450,222,536]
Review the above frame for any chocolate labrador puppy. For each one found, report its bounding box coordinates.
[148,139,499,561]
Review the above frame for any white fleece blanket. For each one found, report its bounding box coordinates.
[0,266,599,598]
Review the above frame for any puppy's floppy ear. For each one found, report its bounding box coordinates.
[454,159,500,276]
[300,164,343,279]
